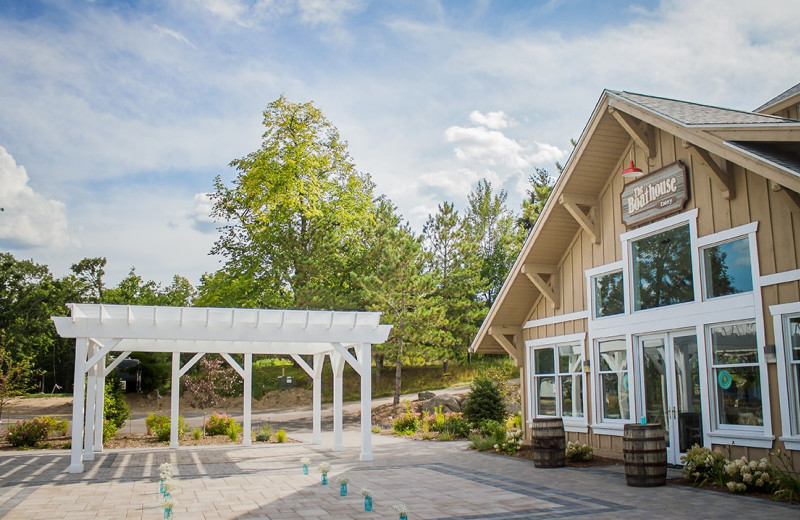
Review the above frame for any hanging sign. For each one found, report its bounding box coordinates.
[717,369,732,390]
[621,161,688,227]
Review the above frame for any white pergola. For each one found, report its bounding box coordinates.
[52,304,392,474]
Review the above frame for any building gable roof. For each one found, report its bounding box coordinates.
[470,88,800,356]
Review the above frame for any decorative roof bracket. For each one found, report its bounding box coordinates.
[559,194,600,244]
[770,181,800,208]
[608,106,656,160]
[683,141,736,200]
[488,326,523,367]
[521,263,560,309]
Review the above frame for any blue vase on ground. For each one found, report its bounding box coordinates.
[399,515,407,520]
[364,497,372,511]
[321,474,328,485]
[340,483,347,496]
[160,480,165,494]
[302,464,308,475]
[164,508,172,519]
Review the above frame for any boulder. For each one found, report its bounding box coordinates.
[422,394,461,414]
[418,391,436,401]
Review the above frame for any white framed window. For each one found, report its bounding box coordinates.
[701,237,754,299]
[596,337,631,423]
[707,321,763,429]
[526,333,587,431]
[770,301,800,450]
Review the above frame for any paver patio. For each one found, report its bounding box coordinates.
[0,428,797,519]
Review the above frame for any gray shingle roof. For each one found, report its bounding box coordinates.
[728,141,800,175]
[755,82,800,112]
[610,91,797,126]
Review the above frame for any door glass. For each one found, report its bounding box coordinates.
[642,337,669,448]
[674,335,703,452]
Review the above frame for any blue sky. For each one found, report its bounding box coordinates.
[0,0,798,287]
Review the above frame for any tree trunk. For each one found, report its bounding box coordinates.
[393,349,402,405]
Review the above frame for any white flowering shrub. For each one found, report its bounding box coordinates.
[496,427,523,455]
[565,441,593,462]
[681,445,727,485]
[723,456,775,494]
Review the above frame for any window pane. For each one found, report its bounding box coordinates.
[536,376,556,415]
[601,373,630,420]
[632,224,694,311]
[561,374,584,417]
[716,366,763,426]
[704,238,753,298]
[535,348,555,374]
[790,317,800,362]
[711,323,758,364]
[558,344,582,373]
[595,271,624,317]
[598,339,627,372]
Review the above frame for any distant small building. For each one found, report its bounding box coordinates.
[470,83,800,471]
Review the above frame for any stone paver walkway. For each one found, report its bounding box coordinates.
[0,429,797,519]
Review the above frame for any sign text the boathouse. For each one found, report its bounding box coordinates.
[621,161,688,227]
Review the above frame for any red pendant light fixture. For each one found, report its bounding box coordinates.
[622,146,644,179]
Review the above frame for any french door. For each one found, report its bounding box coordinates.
[639,331,703,465]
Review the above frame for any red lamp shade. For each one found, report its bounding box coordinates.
[622,160,644,178]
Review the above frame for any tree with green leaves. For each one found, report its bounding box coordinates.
[70,257,107,302]
[518,167,555,232]
[423,202,483,366]
[464,180,521,308]
[0,340,36,421]
[352,200,443,404]
[209,95,377,309]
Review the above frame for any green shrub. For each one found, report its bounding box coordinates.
[205,413,238,435]
[226,422,242,442]
[565,441,593,462]
[36,416,69,437]
[497,428,523,455]
[146,414,186,442]
[102,420,117,444]
[192,427,203,441]
[723,456,776,493]
[275,429,287,443]
[5,418,50,447]
[392,402,419,435]
[104,377,130,429]
[254,424,271,442]
[771,449,800,503]
[462,377,506,426]
[468,434,495,451]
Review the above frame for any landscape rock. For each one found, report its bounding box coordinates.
[422,394,461,414]
[418,391,436,401]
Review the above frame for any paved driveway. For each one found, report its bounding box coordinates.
[0,427,797,519]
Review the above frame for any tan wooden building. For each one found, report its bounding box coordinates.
[470,83,800,469]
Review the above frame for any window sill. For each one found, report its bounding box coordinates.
[778,436,800,451]
[589,423,626,436]
[707,431,774,449]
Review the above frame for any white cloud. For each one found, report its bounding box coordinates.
[189,193,218,234]
[0,147,77,250]
[296,0,364,25]
[153,25,197,50]
[469,110,510,130]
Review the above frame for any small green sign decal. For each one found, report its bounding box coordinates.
[718,369,732,390]
[622,373,629,391]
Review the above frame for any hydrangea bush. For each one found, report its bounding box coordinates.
[565,441,594,462]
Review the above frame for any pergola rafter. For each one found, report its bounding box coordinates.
[52,304,392,474]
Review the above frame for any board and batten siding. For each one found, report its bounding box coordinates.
[519,126,800,464]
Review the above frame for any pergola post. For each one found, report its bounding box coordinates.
[93,352,106,453]
[312,353,323,445]
[170,352,180,448]
[242,353,252,446]
[331,351,345,451]
[356,343,373,461]
[83,341,97,461]
[68,338,88,473]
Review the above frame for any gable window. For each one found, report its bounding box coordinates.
[702,237,753,298]
[631,224,694,311]
[594,271,624,317]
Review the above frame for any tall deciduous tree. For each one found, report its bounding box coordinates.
[209,96,377,309]
[423,202,483,365]
[464,180,521,308]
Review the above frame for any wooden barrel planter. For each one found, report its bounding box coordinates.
[623,424,667,487]
[531,417,566,468]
